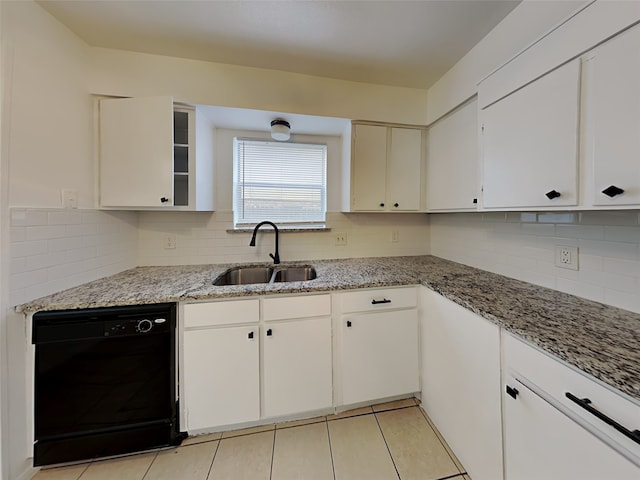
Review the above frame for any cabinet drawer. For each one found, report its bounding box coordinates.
[183,299,259,328]
[340,287,416,313]
[263,294,331,321]
[503,333,640,462]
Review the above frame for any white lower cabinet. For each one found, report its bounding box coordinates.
[502,333,640,479]
[181,294,332,432]
[263,316,332,418]
[182,299,260,431]
[420,287,503,480]
[183,325,260,431]
[339,287,419,405]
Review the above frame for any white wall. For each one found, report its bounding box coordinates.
[431,211,640,314]
[0,3,138,479]
[88,47,428,126]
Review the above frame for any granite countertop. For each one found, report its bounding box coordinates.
[16,255,640,403]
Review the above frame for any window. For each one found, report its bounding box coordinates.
[233,138,327,228]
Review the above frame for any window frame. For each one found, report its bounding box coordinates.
[232,137,328,229]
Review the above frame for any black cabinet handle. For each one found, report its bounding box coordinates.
[160,197,169,203]
[545,190,561,200]
[371,298,391,305]
[394,203,399,208]
[473,198,478,204]
[380,203,385,207]
[506,385,519,399]
[247,331,254,340]
[346,320,352,327]
[602,185,624,198]
[266,328,272,337]
[565,392,640,445]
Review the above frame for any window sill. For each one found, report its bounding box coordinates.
[227,227,331,234]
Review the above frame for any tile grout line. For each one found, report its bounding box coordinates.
[373,411,402,480]
[324,419,338,480]
[204,439,221,480]
[417,406,468,477]
[268,427,277,480]
[140,451,159,480]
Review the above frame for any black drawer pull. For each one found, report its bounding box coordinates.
[379,203,385,207]
[346,320,352,327]
[247,331,254,340]
[506,385,519,400]
[545,190,561,200]
[160,197,169,203]
[394,203,399,208]
[371,298,391,305]
[565,392,640,445]
[266,328,272,337]
[602,185,624,198]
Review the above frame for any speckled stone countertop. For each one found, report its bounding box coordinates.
[16,255,640,403]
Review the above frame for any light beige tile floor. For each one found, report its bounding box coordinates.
[32,400,470,480]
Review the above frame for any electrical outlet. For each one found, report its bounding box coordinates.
[61,189,78,209]
[165,236,176,249]
[335,232,347,246]
[391,230,400,243]
[555,245,578,270]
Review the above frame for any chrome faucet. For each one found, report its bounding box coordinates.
[249,221,280,264]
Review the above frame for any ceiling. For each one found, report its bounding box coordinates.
[38,0,521,90]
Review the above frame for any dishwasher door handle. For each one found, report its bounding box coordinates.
[565,392,640,445]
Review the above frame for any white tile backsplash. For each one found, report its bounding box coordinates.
[137,211,431,266]
[430,211,640,314]
[9,208,138,306]
[10,207,639,315]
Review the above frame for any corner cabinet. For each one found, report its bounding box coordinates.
[479,59,581,210]
[99,96,214,210]
[420,287,503,480]
[349,123,425,212]
[426,98,479,211]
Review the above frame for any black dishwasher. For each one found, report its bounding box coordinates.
[32,303,185,466]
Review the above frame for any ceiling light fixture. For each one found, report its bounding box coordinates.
[270,119,290,141]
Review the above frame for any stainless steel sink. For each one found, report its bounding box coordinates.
[272,266,317,282]
[212,266,274,286]
[212,265,316,286]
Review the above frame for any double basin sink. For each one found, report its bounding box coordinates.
[213,265,317,286]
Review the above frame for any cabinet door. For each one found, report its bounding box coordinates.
[503,376,639,479]
[481,60,580,208]
[421,288,503,480]
[99,96,174,208]
[427,99,479,211]
[351,124,387,210]
[591,25,640,206]
[342,309,419,405]
[183,326,259,431]
[388,128,423,210]
[263,317,333,418]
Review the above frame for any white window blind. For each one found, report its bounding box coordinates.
[233,138,327,227]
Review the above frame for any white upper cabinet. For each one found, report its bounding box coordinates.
[349,123,425,212]
[587,24,640,207]
[99,96,214,210]
[480,59,581,209]
[426,98,479,211]
[100,96,175,208]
